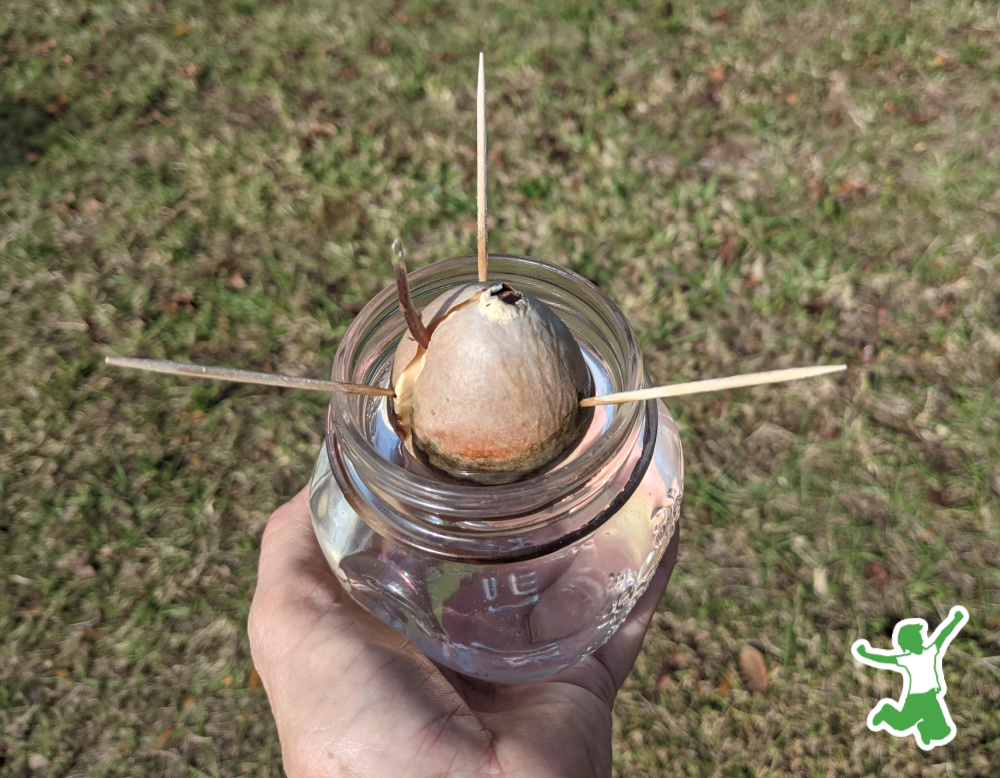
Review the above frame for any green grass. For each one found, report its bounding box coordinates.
[2,0,999,775]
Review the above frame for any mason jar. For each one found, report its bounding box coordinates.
[309,255,683,683]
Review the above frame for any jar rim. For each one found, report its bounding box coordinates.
[327,254,644,521]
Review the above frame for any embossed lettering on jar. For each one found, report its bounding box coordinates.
[309,255,683,683]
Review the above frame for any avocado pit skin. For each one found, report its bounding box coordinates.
[391,283,592,485]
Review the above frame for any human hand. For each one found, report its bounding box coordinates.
[248,488,679,778]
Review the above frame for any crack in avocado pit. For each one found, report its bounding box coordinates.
[493,284,523,305]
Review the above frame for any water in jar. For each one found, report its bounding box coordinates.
[309,346,683,683]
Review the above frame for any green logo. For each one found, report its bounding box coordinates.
[852,605,969,751]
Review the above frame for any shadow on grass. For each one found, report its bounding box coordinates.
[0,96,61,182]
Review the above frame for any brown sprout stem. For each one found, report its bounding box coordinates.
[392,238,431,349]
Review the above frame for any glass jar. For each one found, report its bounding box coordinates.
[309,255,683,683]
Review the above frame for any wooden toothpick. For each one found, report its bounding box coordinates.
[580,364,847,407]
[105,357,395,397]
[476,51,488,283]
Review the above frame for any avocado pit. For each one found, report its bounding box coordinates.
[391,283,592,485]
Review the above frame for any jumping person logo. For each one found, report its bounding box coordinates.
[852,605,969,751]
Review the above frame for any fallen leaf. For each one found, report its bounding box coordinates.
[221,673,234,689]
[827,111,843,127]
[865,562,890,583]
[807,178,824,205]
[370,39,391,57]
[247,666,262,688]
[913,141,927,152]
[37,39,57,55]
[174,23,191,37]
[739,645,768,693]
[135,109,174,128]
[47,94,69,117]
[63,53,73,64]
[54,668,70,677]
[785,92,799,106]
[190,409,205,424]
[228,271,247,290]
[931,54,947,67]
[717,675,731,696]
[690,91,719,109]
[719,235,738,265]
[183,62,199,78]
[339,301,366,314]
[81,627,102,641]
[163,293,195,314]
[836,179,868,197]
[28,753,50,771]
[154,724,174,749]
[907,112,932,126]
[182,695,196,710]
[990,614,1000,629]
[712,9,731,22]
[667,652,703,671]
[307,121,338,137]
[708,64,726,84]
[488,143,505,167]
[931,299,955,320]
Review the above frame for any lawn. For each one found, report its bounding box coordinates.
[1,0,999,775]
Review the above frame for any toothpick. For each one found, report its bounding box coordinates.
[105,357,395,397]
[580,364,847,407]
[476,51,488,283]
[392,238,431,349]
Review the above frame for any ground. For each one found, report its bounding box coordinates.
[1,0,999,775]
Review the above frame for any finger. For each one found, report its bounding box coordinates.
[248,487,336,690]
[587,524,681,692]
[254,486,335,602]
[248,484,418,692]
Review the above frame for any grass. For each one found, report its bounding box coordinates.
[2,0,999,775]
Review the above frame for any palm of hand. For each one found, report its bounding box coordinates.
[249,490,679,778]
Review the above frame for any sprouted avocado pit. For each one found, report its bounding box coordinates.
[389,278,592,485]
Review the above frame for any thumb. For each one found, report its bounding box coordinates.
[254,487,334,606]
[247,488,344,695]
